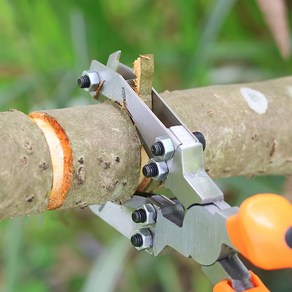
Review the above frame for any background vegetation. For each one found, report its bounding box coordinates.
[0,0,291,291]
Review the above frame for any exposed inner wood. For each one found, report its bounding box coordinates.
[30,112,73,210]
[133,54,154,108]
[133,54,154,189]
[137,147,152,191]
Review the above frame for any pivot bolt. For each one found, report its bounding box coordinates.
[142,163,158,177]
[151,141,165,156]
[132,209,147,223]
[77,75,91,88]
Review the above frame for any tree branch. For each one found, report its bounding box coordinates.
[1,76,291,220]
[161,76,292,178]
[0,102,140,220]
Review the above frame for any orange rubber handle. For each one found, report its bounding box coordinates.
[226,194,292,270]
[213,271,269,291]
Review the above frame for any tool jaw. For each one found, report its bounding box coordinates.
[89,194,235,260]
[153,200,236,265]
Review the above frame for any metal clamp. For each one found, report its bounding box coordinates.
[81,51,258,290]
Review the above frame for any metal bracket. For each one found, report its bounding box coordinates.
[81,52,256,290]
[82,51,223,207]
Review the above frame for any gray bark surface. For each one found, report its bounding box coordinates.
[0,110,52,220]
[161,76,292,178]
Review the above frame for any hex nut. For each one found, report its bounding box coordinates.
[82,70,100,92]
[148,159,168,181]
[131,228,153,250]
[138,204,157,225]
[153,137,174,161]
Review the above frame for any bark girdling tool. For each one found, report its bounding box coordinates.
[79,51,292,292]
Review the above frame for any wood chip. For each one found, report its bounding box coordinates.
[133,54,154,109]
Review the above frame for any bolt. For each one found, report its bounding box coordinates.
[130,228,153,250]
[193,131,206,151]
[131,233,143,247]
[151,141,165,156]
[132,204,156,225]
[142,163,158,177]
[132,209,147,223]
[77,75,91,88]
[151,137,174,161]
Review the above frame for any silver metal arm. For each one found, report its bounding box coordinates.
[89,193,253,290]
[81,51,255,290]
[83,51,223,207]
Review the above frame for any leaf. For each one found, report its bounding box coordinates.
[256,0,290,59]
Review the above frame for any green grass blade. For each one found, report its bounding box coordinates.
[82,237,130,292]
[3,217,24,292]
[185,0,237,85]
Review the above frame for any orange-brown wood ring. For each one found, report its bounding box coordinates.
[29,112,73,210]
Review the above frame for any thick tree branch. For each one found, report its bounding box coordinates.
[0,102,140,220]
[0,76,292,220]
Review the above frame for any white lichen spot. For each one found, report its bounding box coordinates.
[240,87,268,114]
[222,127,233,135]
[286,86,292,98]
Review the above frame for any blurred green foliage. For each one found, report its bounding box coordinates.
[0,0,291,291]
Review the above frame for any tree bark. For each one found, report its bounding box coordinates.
[0,110,53,220]
[0,76,292,220]
[0,102,140,220]
[161,76,292,178]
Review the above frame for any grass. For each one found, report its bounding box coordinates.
[0,0,291,291]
